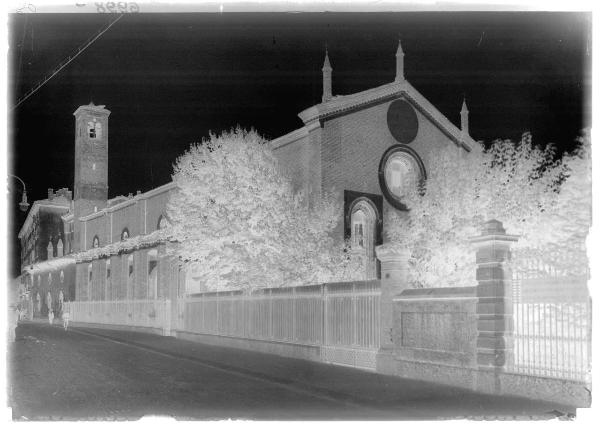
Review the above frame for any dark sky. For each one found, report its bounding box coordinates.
[7,12,591,276]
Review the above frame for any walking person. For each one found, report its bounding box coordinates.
[62,301,70,331]
[58,289,64,316]
[46,291,53,325]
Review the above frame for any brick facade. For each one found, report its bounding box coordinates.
[271,45,474,260]
[73,103,110,253]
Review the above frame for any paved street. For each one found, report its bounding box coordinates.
[9,322,575,420]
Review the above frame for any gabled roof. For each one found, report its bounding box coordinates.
[294,79,475,152]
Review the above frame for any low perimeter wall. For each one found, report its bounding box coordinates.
[174,330,322,362]
[391,286,479,389]
[386,287,590,407]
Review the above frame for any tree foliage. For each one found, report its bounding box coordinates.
[386,132,591,288]
[166,128,364,291]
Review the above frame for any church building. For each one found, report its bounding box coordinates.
[270,41,475,277]
[17,41,475,315]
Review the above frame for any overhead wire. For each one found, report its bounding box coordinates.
[12,14,124,111]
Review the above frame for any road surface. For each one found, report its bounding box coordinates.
[8,322,575,420]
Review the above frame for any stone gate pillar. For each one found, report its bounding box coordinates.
[375,243,411,374]
[470,219,518,394]
[165,243,181,335]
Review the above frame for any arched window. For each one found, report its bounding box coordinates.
[148,249,158,299]
[87,264,93,300]
[127,255,134,299]
[105,260,111,300]
[47,241,54,260]
[87,121,96,138]
[92,235,100,248]
[87,119,102,139]
[351,210,366,248]
[349,198,379,280]
[378,145,426,211]
[157,215,169,230]
[94,122,102,139]
[57,239,64,257]
[48,272,53,285]
[121,228,129,241]
[60,270,65,284]
[385,154,418,199]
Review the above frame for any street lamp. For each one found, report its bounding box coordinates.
[9,174,30,212]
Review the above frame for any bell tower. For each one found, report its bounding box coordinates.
[73,102,110,251]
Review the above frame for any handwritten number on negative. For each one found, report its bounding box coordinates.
[95,2,139,13]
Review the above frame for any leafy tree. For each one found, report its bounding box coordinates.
[166,128,364,291]
[386,132,591,288]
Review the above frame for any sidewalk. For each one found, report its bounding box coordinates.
[48,322,577,420]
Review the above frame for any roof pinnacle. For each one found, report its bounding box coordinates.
[396,39,404,57]
[322,48,332,71]
[461,96,469,113]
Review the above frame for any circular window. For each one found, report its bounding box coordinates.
[378,145,426,210]
[387,99,419,144]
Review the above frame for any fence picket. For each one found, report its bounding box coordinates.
[70,281,380,371]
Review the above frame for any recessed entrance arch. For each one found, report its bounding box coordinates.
[348,197,379,280]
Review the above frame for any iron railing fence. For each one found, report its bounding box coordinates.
[67,281,381,370]
[178,287,324,345]
[510,302,591,382]
[69,299,171,334]
[509,254,591,383]
[177,281,381,353]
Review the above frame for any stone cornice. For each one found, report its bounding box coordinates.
[297,79,475,152]
[403,81,475,152]
[22,256,76,274]
[18,201,71,239]
[138,181,176,199]
[469,234,520,248]
[73,104,111,117]
[78,181,175,222]
[270,127,309,150]
[79,209,108,222]
[298,81,406,124]
[74,228,170,262]
[375,243,410,262]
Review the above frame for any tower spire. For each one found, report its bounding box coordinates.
[322,47,333,102]
[395,39,405,82]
